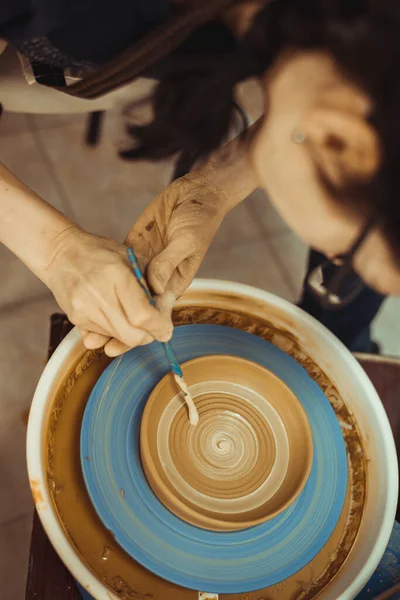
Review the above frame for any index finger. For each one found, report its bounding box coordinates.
[110,269,173,344]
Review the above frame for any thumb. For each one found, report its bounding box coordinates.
[147,237,190,295]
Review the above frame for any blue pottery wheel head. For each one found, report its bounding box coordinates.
[81,324,348,594]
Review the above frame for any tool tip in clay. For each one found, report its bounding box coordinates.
[173,373,199,426]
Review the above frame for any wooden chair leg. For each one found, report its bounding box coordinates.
[85,111,104,146]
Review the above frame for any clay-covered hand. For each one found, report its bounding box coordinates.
[128,172,228,298]
[45,226,173,356]
[84,173,229,355]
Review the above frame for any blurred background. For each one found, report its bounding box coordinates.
[0,105,399,598]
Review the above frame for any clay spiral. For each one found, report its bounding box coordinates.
[141,355,313,530]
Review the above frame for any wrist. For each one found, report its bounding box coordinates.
[42,224,86,287]
[0,163,84,285]
[180,172,232,217]
[195,138,257,212]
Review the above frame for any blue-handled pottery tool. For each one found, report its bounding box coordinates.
[127,247,199,426]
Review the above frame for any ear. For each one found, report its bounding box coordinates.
[299,107,382,188]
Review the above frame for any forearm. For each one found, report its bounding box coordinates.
[195,121,259,212]
[0,162,77,284]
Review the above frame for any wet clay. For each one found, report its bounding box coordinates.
[141,355,313,531]
[45,294,366,600]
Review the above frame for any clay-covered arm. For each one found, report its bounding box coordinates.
[195,120,259,212]
[124,122,259,307]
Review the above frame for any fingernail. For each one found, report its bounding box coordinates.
[159,335,172,343]
[159,327,173,343]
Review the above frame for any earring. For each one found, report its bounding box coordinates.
[292,129,307,144]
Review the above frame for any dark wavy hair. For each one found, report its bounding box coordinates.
[121,0,400,254]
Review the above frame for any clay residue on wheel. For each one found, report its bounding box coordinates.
[47,348,108,483]
[30,479,45,508]
[44,294,366,600]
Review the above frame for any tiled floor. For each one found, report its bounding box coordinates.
[0,109,399,599]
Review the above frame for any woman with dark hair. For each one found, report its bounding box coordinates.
[0,0,399,356]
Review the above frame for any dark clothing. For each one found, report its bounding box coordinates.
[0,0,170,65]
[299,250,385,353]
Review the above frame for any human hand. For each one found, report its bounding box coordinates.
[126,172,228,300]
[45,226,173,356]
[83,173,229,356]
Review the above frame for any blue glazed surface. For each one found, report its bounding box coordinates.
[81,324,347,594]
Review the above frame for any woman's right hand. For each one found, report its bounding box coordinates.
[45,226,174,356]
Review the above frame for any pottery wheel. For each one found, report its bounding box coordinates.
[140,355,313,531]
[80,324,348,594]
